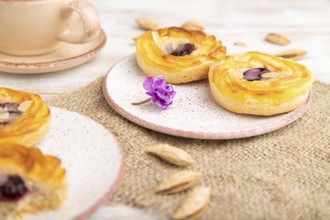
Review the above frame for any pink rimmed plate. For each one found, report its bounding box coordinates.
[25,107,123,220]
[103,54,310,140]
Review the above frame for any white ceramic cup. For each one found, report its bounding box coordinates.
[0,0,101,56]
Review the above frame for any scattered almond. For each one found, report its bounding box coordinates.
[18,100,33,112]
[265,33,291,45]
[172,186,211,220]
[181,20,204,31]
[136,18,159,31]
[233,42,247,47]
[146,144,195,166]
[156,171,202,194]
[275,48,307,60]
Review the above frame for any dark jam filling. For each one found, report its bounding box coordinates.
[0,175,28,202]
[170,43,196,56]
[243,68,270,81]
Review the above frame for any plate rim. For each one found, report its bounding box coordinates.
[103,54,311,140]
[47,107,124,220]
[0,29,107,74]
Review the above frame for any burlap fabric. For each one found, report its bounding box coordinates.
[47,77,330,220]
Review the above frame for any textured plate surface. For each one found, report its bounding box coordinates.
[103,54,311,140]
[0,30,106,74]
[24,107,123,220]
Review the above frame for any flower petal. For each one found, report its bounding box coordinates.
[143,76,176,109]
[158,98,173,109]
[153,77,166,89]
[154,88,167,100]
[146,91,158,102]
[143,77,154,91]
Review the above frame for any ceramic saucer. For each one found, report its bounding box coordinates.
[103,54,311,140]
[0,30,106,74]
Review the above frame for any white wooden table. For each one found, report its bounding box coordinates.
[0,0,329,219]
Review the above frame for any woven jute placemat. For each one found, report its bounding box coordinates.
[47,77,330,220]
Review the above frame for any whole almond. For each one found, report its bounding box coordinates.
[275,48,307,60]
[265,33,291,45]
[136,18,159,31]
[146,144,195,166]
[156,171,202,194]
[172,186,211,220]
[182,20,205,31]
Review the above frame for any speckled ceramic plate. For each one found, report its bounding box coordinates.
[0,30,106,74]
[24,107,123,220]
[103,54,311,140]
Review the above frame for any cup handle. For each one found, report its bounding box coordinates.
[59,0,101,44]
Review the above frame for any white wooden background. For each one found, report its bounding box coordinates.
[0,0,329,97]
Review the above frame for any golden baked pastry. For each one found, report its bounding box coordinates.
[209,52,314,116]
[0,143,67,217]
[136,27,226,84]
[0,88,51,146]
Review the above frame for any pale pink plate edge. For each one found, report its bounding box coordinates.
[103,55,311,140]
[52,107,125,220]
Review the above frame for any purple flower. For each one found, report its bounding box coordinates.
[143,76,176,109]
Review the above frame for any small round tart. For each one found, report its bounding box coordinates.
[0,88,51,146]
[136,27,226,84]
[0,143,67,217]
[208,51,314,116]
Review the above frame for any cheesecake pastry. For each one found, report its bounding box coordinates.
[0,88,51,146]
[136,27,226,84]
[0,143,67,218]
[209,52,314,116]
